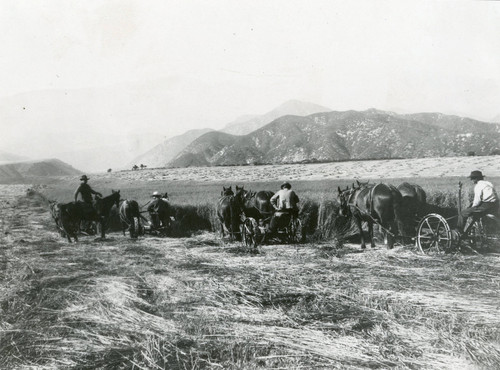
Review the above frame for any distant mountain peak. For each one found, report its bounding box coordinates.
[221,99,332,136]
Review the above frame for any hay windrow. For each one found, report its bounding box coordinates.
[2,181,500,369]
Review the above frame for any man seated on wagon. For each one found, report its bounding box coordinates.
[268,182,300,235]
[459,170,499,234]
[147,191,171,229]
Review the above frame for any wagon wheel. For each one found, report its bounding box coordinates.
[242,218,259,249]
[416,213,452,255]
[287,217,304,244]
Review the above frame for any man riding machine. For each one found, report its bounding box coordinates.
[268,182,300,240]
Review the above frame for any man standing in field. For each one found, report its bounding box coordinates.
[269,182,300,235]
[459,170,499,234]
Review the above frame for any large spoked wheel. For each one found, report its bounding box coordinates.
[287,218,304,244]
[416,213,452,255]
[242,218,259,249]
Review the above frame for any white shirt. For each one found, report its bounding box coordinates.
[473,180,498,207]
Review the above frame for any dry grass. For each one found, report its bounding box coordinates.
[2,184,500,369]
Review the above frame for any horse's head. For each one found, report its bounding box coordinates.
[354,180,370,190]
[222,186,234,196]
[337,186,352,217]
[234,186,252,208]
[163,192,169,201]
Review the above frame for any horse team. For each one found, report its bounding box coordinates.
[338,181,427,249]
[49,180,427,249]
[216,186,275,242]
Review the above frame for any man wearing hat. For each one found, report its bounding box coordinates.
[74,175,102,204]
[269,182,300,235]
[74,175,102,234]
[459,170,498,233]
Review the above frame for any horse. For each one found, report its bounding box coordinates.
[397,182,427,241]
[216,186,243,241]
[221,186,234,196]
[241,189,275,222]
[48,200,66,237]
[338,183,402,249]
[119,199,142,239]
[59,190,121,242]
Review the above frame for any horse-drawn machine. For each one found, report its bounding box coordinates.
[216,186,305,249]
[241,211,304,248]
[416,182,500,255]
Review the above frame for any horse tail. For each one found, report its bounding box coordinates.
[369,183,381,217]
[118,201,128,225]
[229,197,234,240]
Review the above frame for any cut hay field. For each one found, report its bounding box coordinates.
[2,157,500,369]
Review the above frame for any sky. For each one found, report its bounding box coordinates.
[1,0,500,165]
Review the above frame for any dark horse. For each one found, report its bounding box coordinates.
[240,188,275,222]
[59,190,121,242]
[119,199,142,239]
[338,183,402,249]
[216,186,243,241]
[397,182,427,241]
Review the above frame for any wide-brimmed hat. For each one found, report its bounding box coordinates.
[152,191,161,197]
[281,182,291,189]
[80,175,89,181]
[468,170,485,180]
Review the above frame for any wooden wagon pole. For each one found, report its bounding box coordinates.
[458,181,463,228]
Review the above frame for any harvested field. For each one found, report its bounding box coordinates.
[1,178,500,369]
[104,155,500,183]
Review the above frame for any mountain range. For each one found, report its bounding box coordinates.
[0,158,82,184]
[128,100,331,168]
[128,128,214,169]
[167,109,500,167]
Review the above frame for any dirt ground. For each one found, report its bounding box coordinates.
[1,184,500,369]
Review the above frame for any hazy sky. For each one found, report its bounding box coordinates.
[1,0,500,160]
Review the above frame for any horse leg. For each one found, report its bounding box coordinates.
[368,221,375,248]
[355,216,366,249]
[100,217,106,239]
[386,222,396,249]
[121,221,127,236]
[219,221,225,239]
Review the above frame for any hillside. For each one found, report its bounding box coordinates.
[169,109,500,167]
[221,99,332,135]
[0,159,82,184]
[129,128,213,169]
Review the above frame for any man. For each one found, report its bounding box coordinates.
[459,170,498,234]
[147,191,171,229]
[74,175,102,234]
[74,175,102,204]
[269,182,300,235]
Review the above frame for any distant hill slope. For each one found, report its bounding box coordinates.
[0,159,82,183]
[221,99,332,135]
[169,109,500,167]
[129,128,214,169]
[0,150,29,163]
